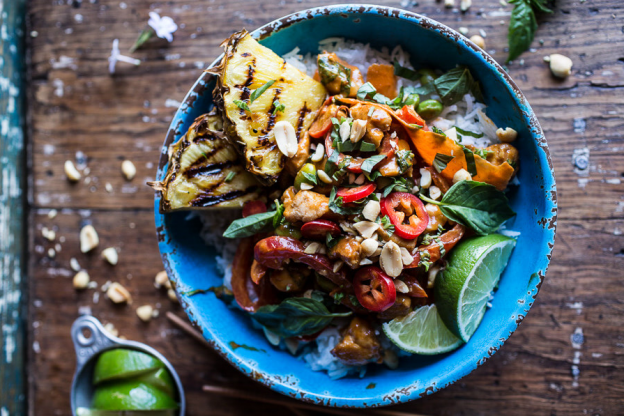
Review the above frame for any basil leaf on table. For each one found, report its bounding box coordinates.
[253,297,352,338]
[223,210,278,238]
[507,0,538,63]
[433,153,455,173]
[420,180,515,235]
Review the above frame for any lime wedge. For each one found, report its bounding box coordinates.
[135,368,176,397]
[92,380,178,411]
[382,304,463,354]
[93,349,165,385]
[77,408,176,416]
[435,234,516,342]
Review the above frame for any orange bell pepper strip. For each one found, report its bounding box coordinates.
[395,105,514,190]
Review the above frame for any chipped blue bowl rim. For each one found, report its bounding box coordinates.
[154,4,557,408]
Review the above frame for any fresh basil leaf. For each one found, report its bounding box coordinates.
[367,106,375,117]
[372,93,392,105]
[473,148,492,159]
[462,146,478,176]
[407,83,436,96]
[326,233,340,249]
[396,150,415,173]
[329,187,362,215]
[223,210,278,238]
[530,0,553,14]
[359,141,377,152]
[433,153,455,173]
[224,171,236,182]
[324,150,340,177]
[357,82,377,100]
[455,126,483,138]
[273,199,285,228]
[302,171,318,185]
[272,99,285,115]
[365,170,383,182]
[253,297,351,338]
[332,292,345,304]
[431,126,446,136]
[421,180,516,235]
[434,66,482,106]
[507,0,537,63]
[379,215,395,233]
[393,60,420,81]
[250,80,275,103]
[233,99,250,112]
[361,155,387,174]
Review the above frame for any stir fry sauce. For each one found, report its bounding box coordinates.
[197,34,521,366]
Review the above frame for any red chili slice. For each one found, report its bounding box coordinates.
[242,200,267,218]
[231,238,278,312]
[353,266,396,312]
[380,192,429,240]
[309,100,338,139]
[254,236,351,290]
[336,183,376,204]
[300,220,341,240]
[396,105,427,130]
[405,224,466,269]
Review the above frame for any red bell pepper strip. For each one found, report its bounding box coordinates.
[300,220,342,240]
[231,237,278,312]
[404,224,466,269]
[380,192,429,240]
[336,183,376,204]
[254,236,351,290]
[396,104,427,130]
[309,99,337,139]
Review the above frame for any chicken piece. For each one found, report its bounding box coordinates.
[425,203,448,233]
[328,236,362,268]
[317,53,364,97]
[366,63,398,99]
[331,317,382,365]
[350,103,393,147]
[285,131,311,177]
[378,295,412,320]
[283,190,330,223]
[485,143,519,167]
[377,227,417,251]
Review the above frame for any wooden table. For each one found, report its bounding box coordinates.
[16,0,624,414]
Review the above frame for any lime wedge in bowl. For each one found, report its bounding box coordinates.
[435,234,516,343]
[135,368,176,397]
[93,349,165,385]
[382,304,463,355]
[92,380,178,411]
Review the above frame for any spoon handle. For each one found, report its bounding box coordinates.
[70,315,116,370]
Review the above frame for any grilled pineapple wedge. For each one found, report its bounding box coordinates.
[212,30,326,185]
[149,113,261,212]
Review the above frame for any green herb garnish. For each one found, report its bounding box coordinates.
[433,153,455,173]
[507,0,553,63]
[250,80,275,103]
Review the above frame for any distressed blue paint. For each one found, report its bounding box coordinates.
[0,0,27,414]
[153,5,557,408]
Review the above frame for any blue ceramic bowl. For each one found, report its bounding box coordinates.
[154,5,557,408]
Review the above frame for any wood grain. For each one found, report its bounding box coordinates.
[25,0,624,415]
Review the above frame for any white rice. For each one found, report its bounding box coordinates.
[194,37,516,379]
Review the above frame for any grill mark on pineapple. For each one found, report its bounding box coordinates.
[186,161,235,178]
[237,59,257,102]
[264,88,282,134]
[295,103,310,141]
[191,186,260,207]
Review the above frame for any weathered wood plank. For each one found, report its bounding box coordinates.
[28,207,624,415]
[1,0,27,414]
[25,0,624,415]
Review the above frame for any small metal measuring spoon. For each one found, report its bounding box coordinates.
[70,315,186,415]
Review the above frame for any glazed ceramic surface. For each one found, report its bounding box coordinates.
[154,5,557,407]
